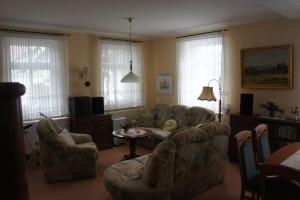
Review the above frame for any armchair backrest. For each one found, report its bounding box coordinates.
[36,118,65,149]
[188,106,216,126]
[169,123,229,199]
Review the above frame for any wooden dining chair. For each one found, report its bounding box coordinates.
[254,124,271,163]
[259,163,300,200]
[235,130,260,200]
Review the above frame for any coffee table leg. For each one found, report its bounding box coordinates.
[129,138,137,158]
[123,138,140,160]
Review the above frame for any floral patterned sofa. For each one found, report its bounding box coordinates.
[137,103,216,149]
[103,122,230,200]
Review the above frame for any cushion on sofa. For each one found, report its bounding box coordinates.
[152,103,170,128]
[57,129,76,146]
[138,113,155,127]
[169,104,189,129]
[140,127,171,140]
[163,119,177,132]
[143,140,176,189]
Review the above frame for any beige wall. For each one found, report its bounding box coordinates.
[228,19,300,118]
[143,38,177,111]
[68,33,99,97]
[3,18,300,119]
[145,19,300,119]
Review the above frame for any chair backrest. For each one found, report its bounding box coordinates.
[36,118,64,149]
[259,163,300,200]
[235,130,257,185]
[254,124,270,163]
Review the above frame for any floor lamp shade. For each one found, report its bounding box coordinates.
[198,87,217,101]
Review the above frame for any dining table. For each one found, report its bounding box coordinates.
[266,142,300,170]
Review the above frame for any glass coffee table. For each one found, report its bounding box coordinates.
[112,128,151,160]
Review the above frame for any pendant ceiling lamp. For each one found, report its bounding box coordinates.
[121,17,140,83]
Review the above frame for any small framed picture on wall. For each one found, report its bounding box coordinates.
[156,74,173,95]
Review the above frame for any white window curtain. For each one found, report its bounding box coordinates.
[0,33,68,120]
[177,33,227,113]
[99,39,144,110]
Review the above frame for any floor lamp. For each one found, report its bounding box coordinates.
[198,79,221,122]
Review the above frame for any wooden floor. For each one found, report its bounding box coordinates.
[26,144,241,200]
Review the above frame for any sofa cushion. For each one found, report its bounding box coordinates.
[163,119,177,132]
[57,129,76,146]
[139,113,155,127]
[152,103,170,128]
[168,126,208,146]
[143,140,176,189]
[169,104,189,129]
[141,127,171,140]
[188,106,216,126]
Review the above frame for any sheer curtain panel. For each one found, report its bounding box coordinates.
[176,33,225,113]
[0,33,68,120]
[99,39,144,110]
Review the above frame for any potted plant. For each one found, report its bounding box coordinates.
[260,101,284,117]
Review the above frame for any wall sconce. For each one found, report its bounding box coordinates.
[81,67,91,87]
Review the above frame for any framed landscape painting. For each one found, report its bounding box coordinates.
[241,44,293,88]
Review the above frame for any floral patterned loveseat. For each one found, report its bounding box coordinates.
[137,103,216,149]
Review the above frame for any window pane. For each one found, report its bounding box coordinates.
[177,34,224,112]
[1,35,68,120]
[99,40,144,110]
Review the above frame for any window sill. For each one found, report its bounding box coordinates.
[105,107,143,114]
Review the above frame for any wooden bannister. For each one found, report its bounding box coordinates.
[0,82,29,200]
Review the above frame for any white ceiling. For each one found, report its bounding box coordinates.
[0,0,299,39]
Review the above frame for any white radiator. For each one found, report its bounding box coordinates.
[112,117,127,145]
[23,117,69,154]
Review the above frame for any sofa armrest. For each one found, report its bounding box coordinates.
[48,144,98,163]
[69,132,92,144]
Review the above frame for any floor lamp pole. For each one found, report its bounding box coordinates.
[218,88,221,122]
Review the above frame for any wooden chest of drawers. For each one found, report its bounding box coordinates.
[70,114,113,150]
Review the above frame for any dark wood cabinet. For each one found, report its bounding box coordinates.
[70,114,113,150]
[229,113,300,163]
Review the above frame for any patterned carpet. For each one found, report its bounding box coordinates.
[26,144,241,200]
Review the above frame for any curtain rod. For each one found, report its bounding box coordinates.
[176,28,229,39]
[0,28,70,36]
[98,36,142,43]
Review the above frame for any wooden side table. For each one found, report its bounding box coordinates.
[113,128,151,160]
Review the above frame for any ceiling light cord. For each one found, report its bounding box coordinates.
[128,17,133,72]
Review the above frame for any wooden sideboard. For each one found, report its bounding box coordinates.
[229,113,300,163]
[70,114,113,150]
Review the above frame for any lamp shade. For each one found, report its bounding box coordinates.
[198,86,217,101]
[120,17,140,83]
[120,71,140,83]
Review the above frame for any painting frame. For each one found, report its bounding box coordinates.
[241,44,293,89]
[156,74,173,95]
